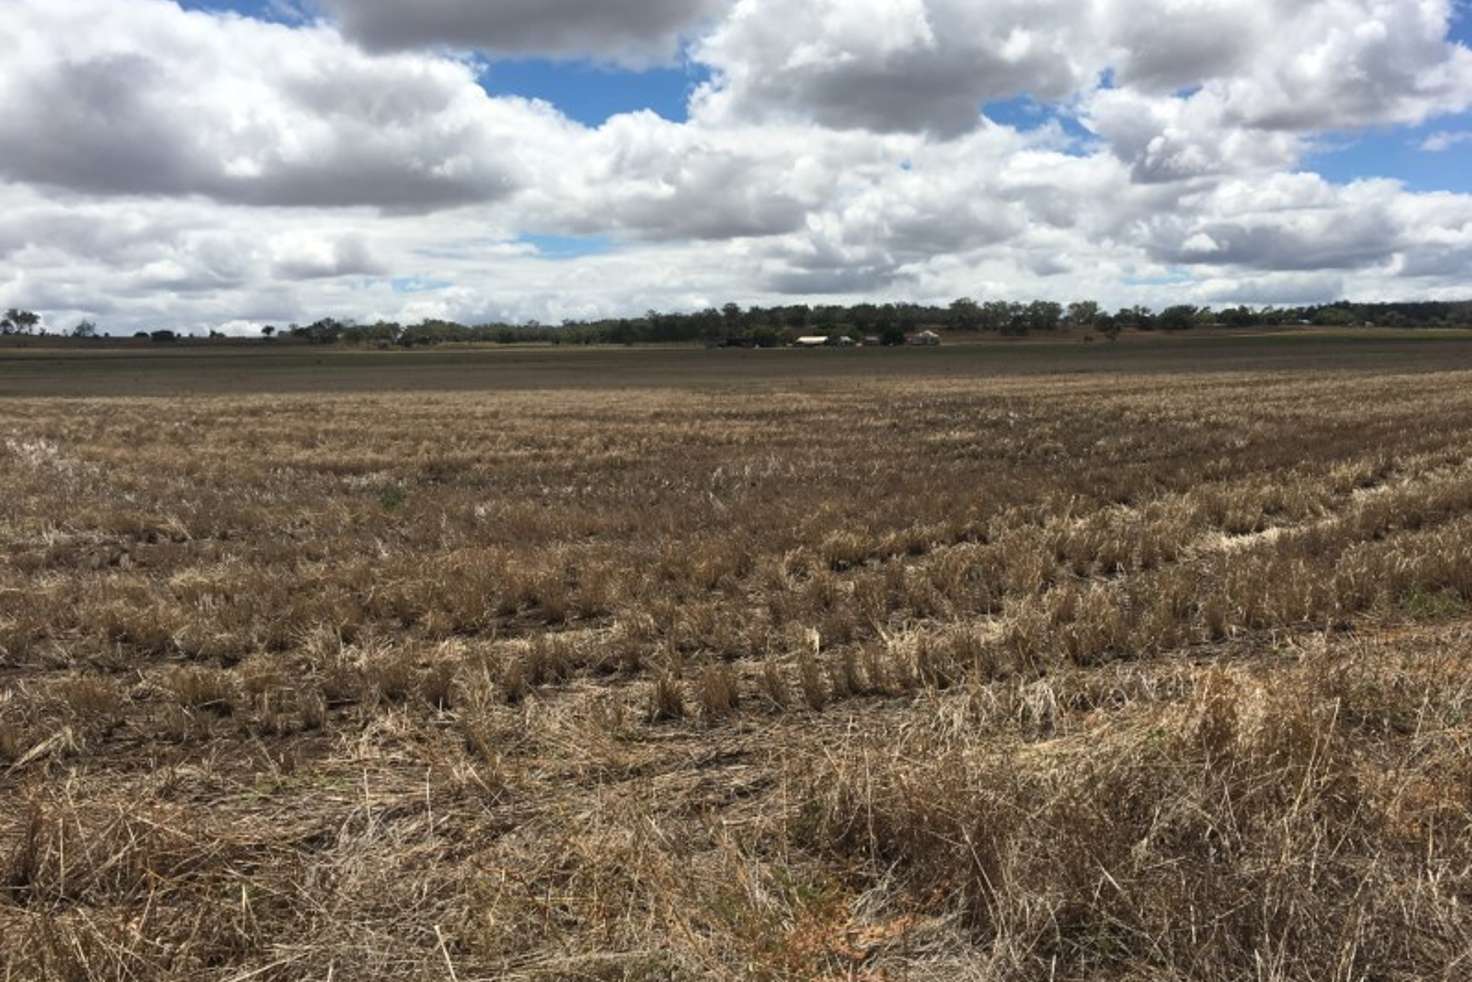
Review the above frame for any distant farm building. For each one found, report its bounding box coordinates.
[909,330,942,346]
[794,335,856,348]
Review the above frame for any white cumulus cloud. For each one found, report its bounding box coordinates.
[322,0,730,64]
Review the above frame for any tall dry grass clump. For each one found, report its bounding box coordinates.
[793,639,1472,978]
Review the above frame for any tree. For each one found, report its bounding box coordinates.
[3,309,39,335]
[979,300,1013,334]
[70,319,98,339]
[948,297,982,331]
[261,325,276,339]
[1097,314,1122,342]
[1218,305,1259,329]
[361,320,402,345]
[998,302,1030,336]
[294,318,345,344]
[696,308,724,345]
[1313,306,1355,327]
[782,305,811,330]
[878,322,908,346]
[1023,300,1064,333]
[892,303,920,334]
[750,325,784,348]
[812,305,841,330]
[848,303,880,330]
[1157,305,1199,331]
[1066,301,1100,331]
[1115,306,1155,331]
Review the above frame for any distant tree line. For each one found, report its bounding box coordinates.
[5,298,1472,345]
[260,298,1472,347]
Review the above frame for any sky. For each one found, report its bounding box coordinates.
[3,0,1472,335]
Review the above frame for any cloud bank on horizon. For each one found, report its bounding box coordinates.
[2,0,1472,334]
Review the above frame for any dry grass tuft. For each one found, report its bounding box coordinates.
[697,662,740,720]
[648,671,687,722]
[162,665,235,715]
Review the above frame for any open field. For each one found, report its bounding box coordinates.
[4,335,1472,979]
[3,329,1472,396]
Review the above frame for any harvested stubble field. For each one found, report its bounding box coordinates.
[3,335,1472,980]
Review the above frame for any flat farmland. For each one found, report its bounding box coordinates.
[3,329,1472,396]
[3,335,1472,980]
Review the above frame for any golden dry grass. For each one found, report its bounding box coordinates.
[3,351,1472,979]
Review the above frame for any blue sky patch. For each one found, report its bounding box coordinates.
[1305,111,1472,193]
[1454,5,1472,45]
[983,96,1095,153]
[177,0,306,22]
[391,277,452,294]
[983,95,1050,130]
[1123,268,1196,287]
[479,59,707,125]
[520,234,615,259]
